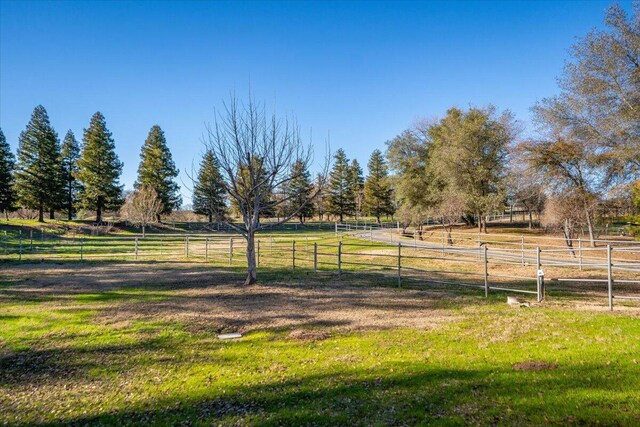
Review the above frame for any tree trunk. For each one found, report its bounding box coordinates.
[142,225,146,238]
[528,211,533,229]
[96,197,103,224]
[376,215,381,225]
[562,219,576,257]
[584,206,595,247]
[38,205,44,222]
[49,209,55,220]
[509,204,514,223]
[208,213,213,223]
[244,231,257,285]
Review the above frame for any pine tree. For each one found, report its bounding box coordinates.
[364,149,395,224]
[13,106,63,222]
[0,128,16,219]
[135,125,181,219]
[77,112,124,223]
[347,158,364,219]
[60,130,82,220]
[192,150,227,222]
[288,159,314,223]
[327,149,353,222]
[230,156,273,218]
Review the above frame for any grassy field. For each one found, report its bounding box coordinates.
[1,261,640,426]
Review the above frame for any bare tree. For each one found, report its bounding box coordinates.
[541,193,597,254]
[120,185,163,237]
[205,97,328,284]
[431,191,466,245]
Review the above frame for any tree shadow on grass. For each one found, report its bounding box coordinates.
[10,363,639,426]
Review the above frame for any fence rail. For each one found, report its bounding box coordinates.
[2,230,639,311]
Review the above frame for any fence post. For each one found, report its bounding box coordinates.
[335,222,338,236]
[80,238,83,262]
[397,242,402,288]
[484,245,489,297]
[338,241,342,276]
[257,239,260,267]
[536,247,543,302]
[292,241,296,272]
[578,238,583,271]
[135,237,138,260]
[607,245,613,311]
[229,238,233,266]
[205,237,209,261]
[313,242,318,272]
[521,236,525,266]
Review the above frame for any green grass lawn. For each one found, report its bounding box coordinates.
[1,262,639,426]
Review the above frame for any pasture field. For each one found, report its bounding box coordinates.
[1,261,640,426]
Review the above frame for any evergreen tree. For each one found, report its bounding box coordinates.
[364,149,395,224]
[230,155,273,218]
[13,105,63,222]
[287,159,314,223]
[135,125,181,219]
[60,130,82,220]
[327,149,353,222]
[347,158,364,219]
[77,112,124,223]
[192,150,227,222]
[0,128,16,219]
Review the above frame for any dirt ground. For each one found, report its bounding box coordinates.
[0,262,467,334]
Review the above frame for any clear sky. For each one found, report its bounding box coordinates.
[0,0,633,205]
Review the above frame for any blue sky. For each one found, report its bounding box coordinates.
[0,0,633,205]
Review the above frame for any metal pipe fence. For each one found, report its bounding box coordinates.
[1,232,639,311]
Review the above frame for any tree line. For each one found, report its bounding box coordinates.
[386,3,639,247]
[0,108,181,224]
[0,105,396,228]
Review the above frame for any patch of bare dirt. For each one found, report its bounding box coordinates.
[512,361,558,371]
[0,262,460,334]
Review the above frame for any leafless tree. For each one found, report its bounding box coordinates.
[541,192,598,254]
[205,96,328,284]
[120,185,163,237]
[431,191,466,245]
